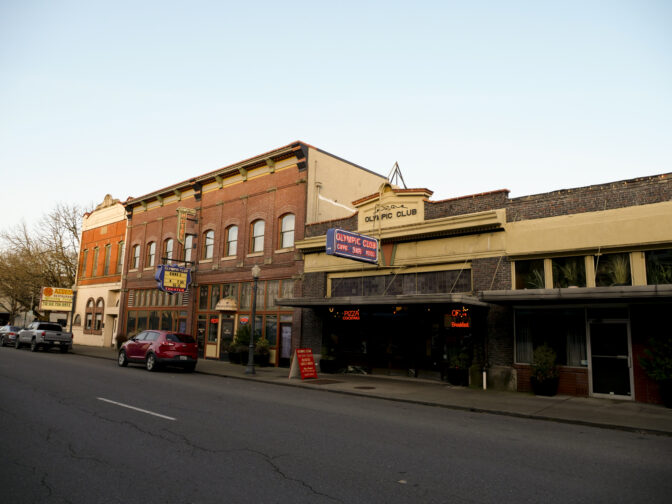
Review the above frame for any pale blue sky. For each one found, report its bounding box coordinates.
[1,1,670,231]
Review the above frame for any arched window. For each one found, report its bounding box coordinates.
[225,225,238,257]
[250,220,265,253]
[146,242,156,267]
[94,298,104,332]
[279,214,295,249]
[131,245,140,269]
[164,238,174,261]
[84,298,95,332]
[73,314,81,326]
[202,230,214,259]
[184,235,195,263]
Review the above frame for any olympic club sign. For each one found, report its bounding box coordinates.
[326,228,378,265]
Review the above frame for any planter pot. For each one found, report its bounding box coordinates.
[531,376,559,397]
[447,368,469,386]
[255,353,270,367]
[658,379,672,408]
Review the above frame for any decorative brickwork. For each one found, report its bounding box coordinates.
[507,173,672,222]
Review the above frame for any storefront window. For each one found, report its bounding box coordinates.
[266,281,279,309]
[126,311,137,336]
[515,259,545,289]
[515,309,587,366]
[136,311,148,332]
[161,311,172,330]
[552,256,586,288]
[595,253,631,286]
[646,249,672,285]
[208,316,218,343]
[240,282,251,310]
[265,315,278,346]
[149,311,159,329]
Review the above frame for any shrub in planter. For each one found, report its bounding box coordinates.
[530,344,560,396]
[255,338,271,367]
[640,335,672,408]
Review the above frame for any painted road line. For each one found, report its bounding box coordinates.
[97,397,176,421]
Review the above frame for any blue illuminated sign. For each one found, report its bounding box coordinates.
[326,228,378,264]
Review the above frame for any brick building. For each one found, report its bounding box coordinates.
[120,141,386,364]
[72,195,127,347]
[280,174,672,404]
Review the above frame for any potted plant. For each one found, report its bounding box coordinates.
[255,337,271,367]
[640,335,672,408]
[606,254,630,286]
[530,344,560,396]
[446,347,470,386]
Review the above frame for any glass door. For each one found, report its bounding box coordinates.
[588,321,632,398]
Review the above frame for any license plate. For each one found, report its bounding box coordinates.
[179,355,187,360]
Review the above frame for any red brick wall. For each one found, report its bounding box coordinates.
[78,219,127,285]
[515,364,589,397]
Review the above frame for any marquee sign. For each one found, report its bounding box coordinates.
[176,207,197,245]
[154,264,192,294]
[326,228,378,264]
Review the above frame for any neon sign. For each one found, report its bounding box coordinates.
[326,228,378,264]
[449,307,471,328]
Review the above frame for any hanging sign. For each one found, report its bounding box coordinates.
[326,228,378,264]
[176,207,197,244]
[154,264,192,293]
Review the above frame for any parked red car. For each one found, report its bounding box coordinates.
[118,330,198,372]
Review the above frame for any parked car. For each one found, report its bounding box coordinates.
[118,330,198,372]
[0,325,22,347]
[16,322,72,352]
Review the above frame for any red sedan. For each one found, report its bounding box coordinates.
[118,330,198,372]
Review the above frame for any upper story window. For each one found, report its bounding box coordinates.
[552,256,586,288]
[131,245,140,269]
[92,247,99,277]
[202,230,214,259]
[646,249,672,285]
[595,253,631,286]
[81,249,89,278]
[146,242,156,268]
[515,259,545,289]
[117,241,125,272]
[279,214,295,249]
[225,225,238,257]
[251,220,265,253]
[184,235,195,263]
[103,244,111,276]
[164,238,174,261]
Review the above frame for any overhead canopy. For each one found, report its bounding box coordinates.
[481,285,672,304]
[276,293,490,308]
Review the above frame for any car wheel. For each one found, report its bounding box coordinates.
[118,350,128,367]
[145,353,158,372]
[30,339,38,352]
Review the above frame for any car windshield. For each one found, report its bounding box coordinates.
[39,323,64,331]
[166,333,195,343]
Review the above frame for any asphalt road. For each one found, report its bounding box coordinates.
[1,346,671,504]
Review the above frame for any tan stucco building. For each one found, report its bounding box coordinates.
[281,174,672,405]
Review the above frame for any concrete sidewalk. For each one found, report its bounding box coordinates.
[72,344,672,436]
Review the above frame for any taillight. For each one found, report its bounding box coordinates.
[41,331,46,337]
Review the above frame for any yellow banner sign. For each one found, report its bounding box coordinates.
[40,286,74,312]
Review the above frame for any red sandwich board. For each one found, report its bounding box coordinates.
[289,348,318,380]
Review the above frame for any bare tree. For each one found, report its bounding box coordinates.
[0,202,89,321]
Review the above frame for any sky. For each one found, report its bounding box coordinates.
[1,0,670,233]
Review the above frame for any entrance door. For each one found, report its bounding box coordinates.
[589,321,632,398]
[278,323,292,366]
[219,318,234,360]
